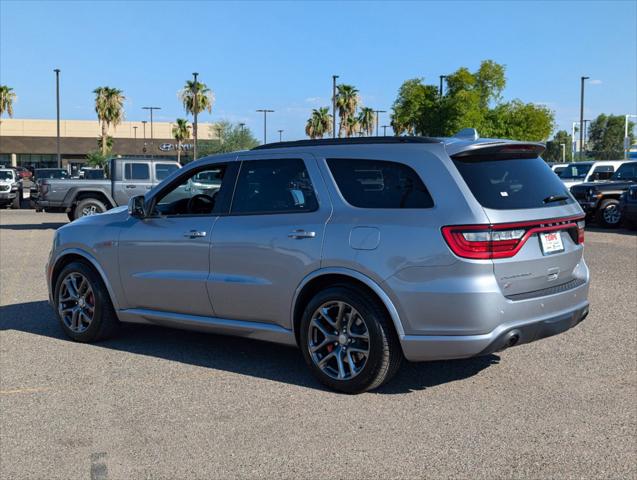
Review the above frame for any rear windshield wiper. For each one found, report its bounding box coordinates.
[543,194,569,204]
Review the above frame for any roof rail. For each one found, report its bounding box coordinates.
[252,136,440,150]
[453,128,479,141]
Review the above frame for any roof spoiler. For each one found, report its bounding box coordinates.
[451,142,546,161]
[453,128,480,141]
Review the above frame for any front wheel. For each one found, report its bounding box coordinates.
[54,261,119,342]
[299,286,403,393]
[596,199,621,228]
[74,198,107,220]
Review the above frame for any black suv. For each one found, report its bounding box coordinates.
[570,161,637,228]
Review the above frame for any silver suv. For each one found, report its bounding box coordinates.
[47,131,590,393]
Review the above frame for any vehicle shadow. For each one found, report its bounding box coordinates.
[0,300,499,395]
[0,222,66,230]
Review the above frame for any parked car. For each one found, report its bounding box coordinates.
[33,158,180,221]
[29,168,71,206]
[619,185,637,229]
[570,161,637,228]
[47,132,590,393]
[559,160,628,189]
[0,168,21,209]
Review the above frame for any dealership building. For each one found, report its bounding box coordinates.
[0,118,219,170]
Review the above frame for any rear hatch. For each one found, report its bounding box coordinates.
[445,144,585,297]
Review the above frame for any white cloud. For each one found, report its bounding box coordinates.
[304,97,324,105]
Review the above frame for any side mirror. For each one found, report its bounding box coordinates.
[128,195,146,218]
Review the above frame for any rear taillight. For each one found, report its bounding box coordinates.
[442,216,584,259]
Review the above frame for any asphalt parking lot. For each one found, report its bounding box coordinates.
[1,209,635,479]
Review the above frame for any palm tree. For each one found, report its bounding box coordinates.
[335,84,360,138]
[0,85,17,121]
[305,107,333,139]
[343,116,360,138]
[93,87,125,155]
[172,118,191,164]
[179,80,215,117]
[358,107,375,136]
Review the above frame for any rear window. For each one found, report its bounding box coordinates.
[453,157,574,210]
[327,158,433,209]
[155,163,179,181]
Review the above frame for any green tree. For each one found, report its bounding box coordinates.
[179,80,215,116]
[543,130,573,162]
[358,107,376,136]
[172,118,191,164]
[0,85,17,119]
[85,150,109,168]
[389,60,554,141]
[587,114,636,160]
[305,107,332,139]
[335,84,360,138]
[93,86,125,155]
[197,121,259,158]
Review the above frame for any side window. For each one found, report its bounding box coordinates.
[155,163,180,181]
[231,158,318,215]
[125,163,150,180]
[326,158,434,208]
[154,165,228,216]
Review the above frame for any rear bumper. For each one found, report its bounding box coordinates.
[400,302,589,362]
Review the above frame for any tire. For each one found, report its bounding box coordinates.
[53,261,119,342]
[74,198,107,219]
[10,194,20,209]
[299,285,403,394]
[595,199,622,228]
[67,211,76,222]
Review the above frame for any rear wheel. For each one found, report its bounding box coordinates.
[74,198,107,219]
[54,261,119,342]
[596,199,621,228]
[299,286,403,393]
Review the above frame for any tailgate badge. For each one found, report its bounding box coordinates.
[547,267,560,282]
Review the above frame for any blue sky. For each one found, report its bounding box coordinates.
[1,0,636,141]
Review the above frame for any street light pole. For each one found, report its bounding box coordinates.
[560,143,566,163]
[625,114,637,159]
[192,72,199,160]
[133,125,137,140]
[381,125,389,136]
[439,75,447,96]
[256,109,274,144]
[142,107,160,158]
[142,121,147,154]
[239,123,245,133]
[278,129,283,142]
[54,69,61,168]
[579,76,589,160]
[374,110,386,137]
[332,75,339,138]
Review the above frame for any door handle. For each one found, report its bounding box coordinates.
[288,229,316,239]
[126,185,137,189]
[184,230,207,238]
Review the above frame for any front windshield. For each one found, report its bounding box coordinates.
[559,163,592,179]
[0,171,14,181]
[611,163,637,181]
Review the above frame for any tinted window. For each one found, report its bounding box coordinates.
[453,157,574,210]
[611,162,637,181]
[0,171,14,181]
[155,163,179,181]
[125,163,150,180]
[559,163,593,179]
[327,158,433,209]
[35,169,69,180]
[231,158,318,214]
